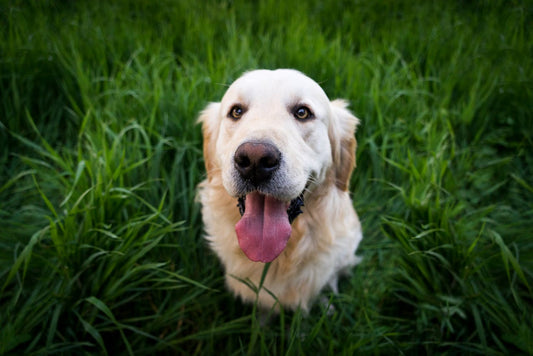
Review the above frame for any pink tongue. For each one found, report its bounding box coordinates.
[235,192,292,263]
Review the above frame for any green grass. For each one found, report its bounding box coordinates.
[1,0,532,354]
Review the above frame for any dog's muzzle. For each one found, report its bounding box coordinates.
[232,140,306,262]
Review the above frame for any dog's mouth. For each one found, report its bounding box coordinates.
[235,192,304,263]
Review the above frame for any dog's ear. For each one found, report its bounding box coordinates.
[198,102,221,181]
[328,99,360,191]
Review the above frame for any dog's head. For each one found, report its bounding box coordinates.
[199,69,359,262]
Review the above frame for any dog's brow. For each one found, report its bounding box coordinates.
[288,98,314,110]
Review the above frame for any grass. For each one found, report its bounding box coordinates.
[1,0,532,354]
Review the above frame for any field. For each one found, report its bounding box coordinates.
[1,0,532,354]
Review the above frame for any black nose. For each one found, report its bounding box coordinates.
[234,141,281,186]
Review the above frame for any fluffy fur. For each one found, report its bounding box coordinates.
[198,69,362,312]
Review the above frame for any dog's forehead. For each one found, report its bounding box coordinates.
[222,70,329,105]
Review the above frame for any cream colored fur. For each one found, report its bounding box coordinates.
[197,69,362,312]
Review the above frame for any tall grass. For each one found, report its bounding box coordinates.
[1,0,532,354]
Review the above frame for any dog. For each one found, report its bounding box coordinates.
[197,69,362,312]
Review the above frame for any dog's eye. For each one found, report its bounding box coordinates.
[294,106,313,121]
[229,105,245,120]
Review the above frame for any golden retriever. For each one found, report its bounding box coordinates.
[198,69,362,312]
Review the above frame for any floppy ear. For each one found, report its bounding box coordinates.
[328,99,360,191]
[197,102,221,182]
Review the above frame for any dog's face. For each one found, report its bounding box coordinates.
[200,69,358,263]
[219,69,333,200]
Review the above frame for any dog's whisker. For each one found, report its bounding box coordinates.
[206,167,222,176]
